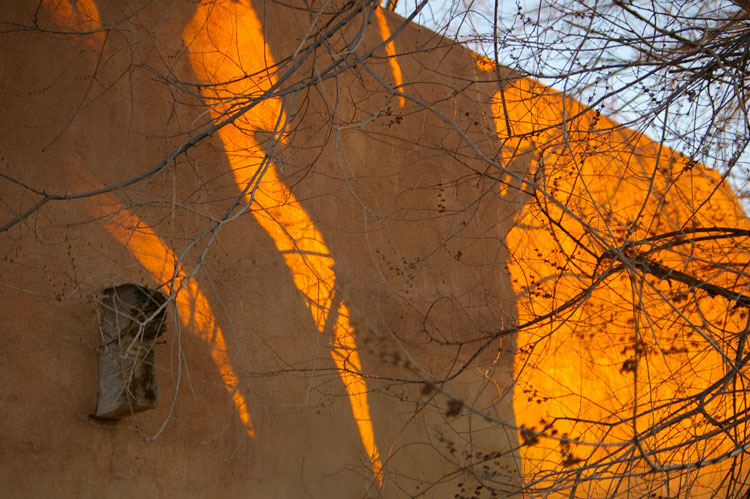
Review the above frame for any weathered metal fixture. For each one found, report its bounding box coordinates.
[94,284,167,420]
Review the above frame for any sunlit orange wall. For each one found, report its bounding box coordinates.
[40,1,750,494]
[40,0,256,436]
[40,0,104,48]
[183,0,383,483]
[72,170,257,436]
[484,65,750,497]
[42,0,383,482]
[374,7,405,110]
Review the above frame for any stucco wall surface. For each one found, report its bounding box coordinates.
[0,1,522,497]
[2,1,749,498]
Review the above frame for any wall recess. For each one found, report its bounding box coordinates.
[94,284,167,420]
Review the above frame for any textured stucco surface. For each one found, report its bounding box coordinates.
[0,1,523,497]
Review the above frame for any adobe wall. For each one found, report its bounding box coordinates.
[4,1,748,497]
[0,1,524,497]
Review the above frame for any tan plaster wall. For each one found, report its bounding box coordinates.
[0,1,523,497]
